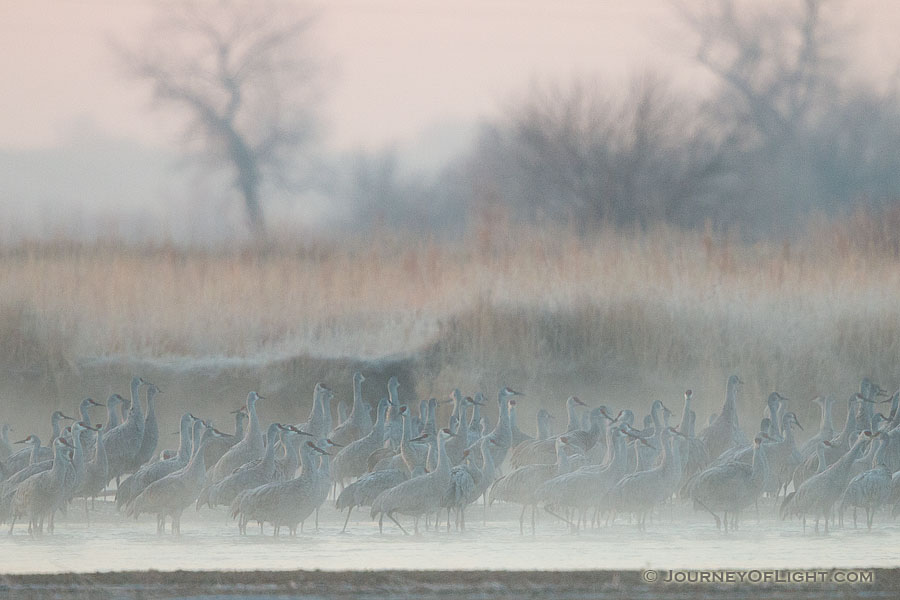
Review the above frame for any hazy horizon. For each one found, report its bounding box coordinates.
[3,1,900,241]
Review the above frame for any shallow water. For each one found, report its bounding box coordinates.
[1,501,898,574]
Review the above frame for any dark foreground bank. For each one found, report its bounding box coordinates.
[0,569,895,599]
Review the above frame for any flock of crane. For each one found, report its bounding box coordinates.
[1,372,899,537]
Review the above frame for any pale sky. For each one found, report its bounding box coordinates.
[1,1,898,151]
[0,1,704,153]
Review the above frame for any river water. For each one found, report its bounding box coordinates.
[1,501,897,574]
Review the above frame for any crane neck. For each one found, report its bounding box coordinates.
[246,396,261,441]
[372,401,388,438]
[93,428,105,461]
[105,401,121,431]
[815,444,828,474]
[751,442,768,479]
[565,400,579,432]
[722,380,739,423]
[350,379,371,428]
[129,379,144,423]
[679,397,691,433]
[189,421,204,458]
[480,440,495,478]
[79,402,92,424]
[435,433,449,474]
[556,442,570,474]
[469,402,481,431]
[50,444,69,480]
[837,400,858,446]
[51,415,63,440]
[175,418,192,460]
[263,425,280,465]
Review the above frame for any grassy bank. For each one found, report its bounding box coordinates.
[2,211,900,431]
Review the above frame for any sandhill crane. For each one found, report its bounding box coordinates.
[799,396,835,457]
[370,429,455,535]
[104,377,147,484]
[8,438,73,535]
[490,436,572,534]
[607,428,684,530]
[332,397,390,487]
[102,394,124,433]
[116,414,198,511]
[699,375,747,461]
[1,438,59,492]
[336,468,410,533]
[677,391,709,486]
[76,424,108,515]
[466,392,486,446]
[204,407,247,467]
[296,383,326,439]
[689,436,770,532]
[508,396,583,469]
[129,383,161,472]
[197,423,293,509]
[838,432,892,529]
[126,423,223,534]
[445,398,477,466]
[564,395,587,432]
[208,392,265,484]
[231,439,330,536]
[780,431,872,534]
[3,411,74,474]
[763,412,804,497]
[75,397,103,426]
[443,437,499,531]
[535,409,554,440]
[534,426,631,531]
[330,372,373,446]
[479,387,521,471]
[793,394,868,488]
[385,378,404,451]
[508,398,532,446]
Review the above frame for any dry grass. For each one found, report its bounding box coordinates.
[2,208,900,424]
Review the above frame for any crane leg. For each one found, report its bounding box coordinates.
[531,505,536,535]
[519,506,525,535]
[389,512,409,535]
[341,507,352,533]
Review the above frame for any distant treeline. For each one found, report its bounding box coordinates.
[326,0,900,239]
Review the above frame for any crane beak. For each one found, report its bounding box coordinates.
[410,434,428,442]
[290,427,315,437]
[326,439,343,447]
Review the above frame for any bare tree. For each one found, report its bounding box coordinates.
[678,0,900,232]
[115,0,320,235]
[679,0,845,145]
[466,74,725,230]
